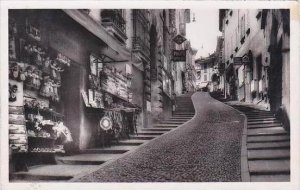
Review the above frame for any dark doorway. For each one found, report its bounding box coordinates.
[269,17,283,113]
[149,25,157,82]
[182,71,186,93]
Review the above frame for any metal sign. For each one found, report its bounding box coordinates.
[242,54,250,63]
[172,50,186,62]
[233,57,243,65]
[173,34,187,45]
[99,116,113,131]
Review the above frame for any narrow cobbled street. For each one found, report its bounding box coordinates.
[75,92,244,182]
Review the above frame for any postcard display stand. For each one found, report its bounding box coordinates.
[9,17,70,171]
[86,55,139,147]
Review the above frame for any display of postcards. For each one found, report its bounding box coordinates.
[36,130,51,138]
[9,134,27,144]
[94,91,104,108]
[9,114,25,125]
[35,114,43,121]
[36,98,50,109]
[90,59,97,76]
[9,80,23,107]
[9,124,26,134]
[9,106,24,115]
[41,120,54,126]
[27,113,35,121]
[10,144,28,153]
[88,89,96,107]
[54,145,65,153]
[30,147,55,153]
[27,130,36,137]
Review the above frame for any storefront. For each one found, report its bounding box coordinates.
[9,9,139,172]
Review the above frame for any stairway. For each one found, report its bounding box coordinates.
[11,93,195,182]
[130,93,195,141]
[232,105,290,182]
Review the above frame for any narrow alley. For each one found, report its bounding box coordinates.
[5,7,292,185]
[75,92,244,182]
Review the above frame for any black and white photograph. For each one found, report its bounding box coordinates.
[0,0,299,189]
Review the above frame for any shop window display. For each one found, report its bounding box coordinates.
[9,16,72,171]
[86,54,141,147]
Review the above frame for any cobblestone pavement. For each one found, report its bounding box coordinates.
[76,92,244,182]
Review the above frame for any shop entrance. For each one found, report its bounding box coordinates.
[269,17,283,113]
[59,63,81,152]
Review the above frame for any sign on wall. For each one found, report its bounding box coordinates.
[233,57,243,66]
[173,34,187,45]
[172,50,186,62]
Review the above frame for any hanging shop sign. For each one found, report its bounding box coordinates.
[233,57,243,66]
[242,54,251,64]
[99,116,113,131]
[172,50,186,62]
[173,34,187,45]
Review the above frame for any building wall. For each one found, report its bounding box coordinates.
[220,9,290,122]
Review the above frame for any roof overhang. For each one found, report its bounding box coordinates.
[63,9,131,62]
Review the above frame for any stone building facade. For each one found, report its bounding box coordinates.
[219,9,290,127]
[8,9,192,157]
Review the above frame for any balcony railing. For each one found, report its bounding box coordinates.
[132,36,150,60]
[101,9,127,42]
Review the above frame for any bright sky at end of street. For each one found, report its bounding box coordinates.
[186,9,222,59]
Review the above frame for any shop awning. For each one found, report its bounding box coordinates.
[63,9,131,62]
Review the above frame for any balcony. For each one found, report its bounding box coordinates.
[132,36,150,61]
[101,10,127,43]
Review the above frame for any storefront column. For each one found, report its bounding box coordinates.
[245,65,252,102]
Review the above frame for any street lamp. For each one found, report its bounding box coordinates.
[192,13,196,22]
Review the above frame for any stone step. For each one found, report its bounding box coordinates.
[10,164,97,181]
[129,134,158,140]
[141,128,173,132]
[80,145,137,154]
[247,123,283,129]
[56,153,122,165]
[137,131,165,136]
[247,141,290,150]
[247,116,277,119]
[250,174,290,182]
[247,118,277,122]
[245,112,274,115]
[248,149,290,160]
[167,118,191,121]
[160,121,186,124]
[153,124,179,128]
[248,120,281,125]
[246,115,275,118]
[113,139,148,146]
[248,127,288,136]
[169,117,193,119]
[173,113,195,116]
[247,135,290,143]
[172,115,194,118]
[248,160,290,174]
